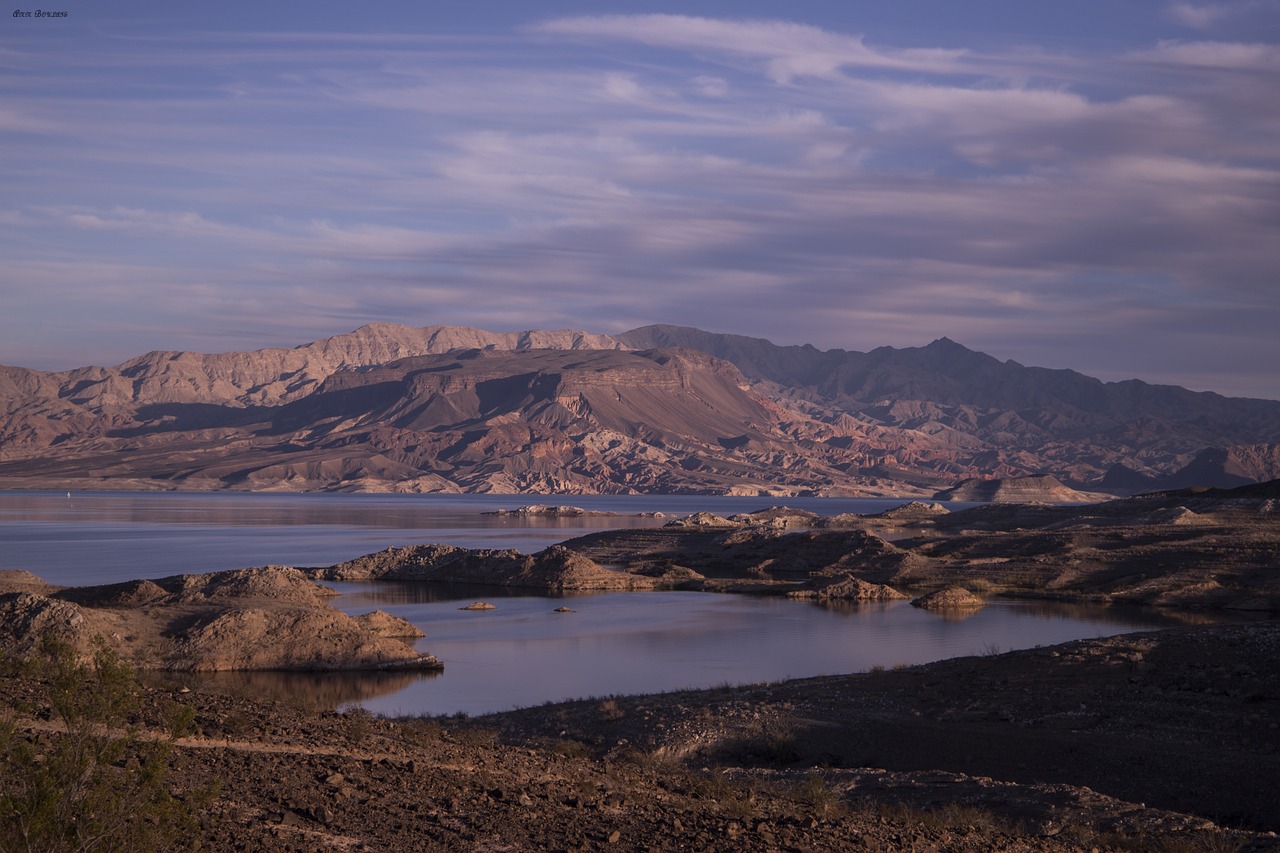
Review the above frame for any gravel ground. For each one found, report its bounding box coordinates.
[5,622,1279,851]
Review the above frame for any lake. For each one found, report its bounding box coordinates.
[0,490,1232,716]
[0,490,914,584]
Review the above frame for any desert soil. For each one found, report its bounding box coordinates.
[4,621,1279,851]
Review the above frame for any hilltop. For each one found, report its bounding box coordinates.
[2,323,1278,495]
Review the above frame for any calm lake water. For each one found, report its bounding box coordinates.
[0,490,1233,716]
[0,490,912,585]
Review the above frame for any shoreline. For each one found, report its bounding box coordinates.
[2,481,1278,847]
[3,621,1277,850]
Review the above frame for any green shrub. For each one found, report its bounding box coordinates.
[793,771,842,817]
[0,636,202,852]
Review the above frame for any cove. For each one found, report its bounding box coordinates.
[0,490,1245,717]
[275,582,1221,717]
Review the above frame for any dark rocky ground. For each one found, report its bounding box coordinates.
[4,621,1279,851]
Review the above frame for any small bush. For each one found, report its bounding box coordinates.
[684,769,737,802]
[0,636,202,852]
[161,700,198,739]
[793,772,842,817]
[343,706,375,746]
[552,739,592,760]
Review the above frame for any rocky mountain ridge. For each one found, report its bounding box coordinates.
[619,325,1280,487]
[1,322,1278,495]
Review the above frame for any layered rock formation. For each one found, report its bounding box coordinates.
[564,520,925,584]
[932,475,1112,503]
[0,345,889,495]
[618,325,1280,490]
[3,322,1279,494]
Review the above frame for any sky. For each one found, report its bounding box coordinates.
[3,1,1279,399]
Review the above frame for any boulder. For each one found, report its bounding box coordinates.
[0,592,91,656]
[355,609,426,638]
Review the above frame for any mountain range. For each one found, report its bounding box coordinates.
[2,323,1278,496]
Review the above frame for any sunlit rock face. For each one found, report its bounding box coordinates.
[2,322,1278,495]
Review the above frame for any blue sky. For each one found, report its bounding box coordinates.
[4,1,1279,398]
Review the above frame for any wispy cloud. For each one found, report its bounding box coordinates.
[534,15,968,82]
[1,10,1277,397]
[1168,2,1236,28]
[1134,38,1280,69]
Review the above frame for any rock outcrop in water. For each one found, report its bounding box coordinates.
[354,609,426,638]
[911,586,986,610]
[481,505,619,518]
[785,574,909,602]
[0,567,441,672]
[563,523,923,585]
[311,544,656,592]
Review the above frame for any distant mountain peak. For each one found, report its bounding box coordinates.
[2,322,1279,495]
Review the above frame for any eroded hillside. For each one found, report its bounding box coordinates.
[2,323,1278,494]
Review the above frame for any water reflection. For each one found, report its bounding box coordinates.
[0,490,904,586]
[910,605,984,623]
[0,491,668,536]
[148,669,441,711]
[805,599,902,618]
[2,491,1263,719]
[311,586,1256,718]
[0,490,905,528]
[331,580,595,606]
[997,598,1233,629]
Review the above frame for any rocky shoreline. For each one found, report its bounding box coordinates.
[2,622,1276,850]
[3,480,1276,678]
[2,481,1278,848]
[0,566,441,673]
